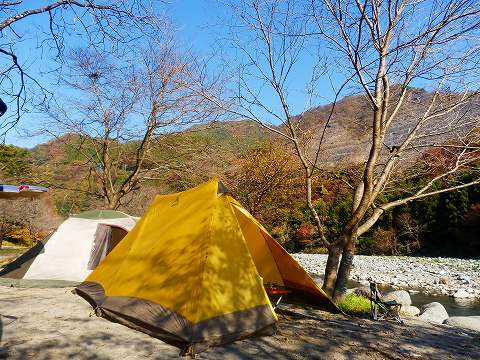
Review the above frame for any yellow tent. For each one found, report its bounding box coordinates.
[75,178,339,354]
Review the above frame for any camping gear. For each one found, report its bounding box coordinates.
[264,284,292,311]
[0,210,137,283]
[370,282,403,323]
[75,178,339,354]
[0,184,48,199]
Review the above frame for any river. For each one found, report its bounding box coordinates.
[361,280,480,316]
[410,293,480,317]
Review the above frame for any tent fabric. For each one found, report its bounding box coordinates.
[87,225,128,270]
[0,233,53,279]
[72,209,132,219]
[75,178,339,353]
[0,184,48,199]
[0,210,137,282]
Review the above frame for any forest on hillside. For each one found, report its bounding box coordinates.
[1,114,479,257]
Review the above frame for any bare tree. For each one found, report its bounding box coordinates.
[0,0,162,138]
[0,195,61,248]
[44,40,216,210]
[195,0,367,299]
[309,0,480,299]
[198,0,480,301]
[195,0,342,254]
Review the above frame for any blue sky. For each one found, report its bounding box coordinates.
[2,1,213,147]
[2,1,218,147]
[3,0,339,148]
[3,0,466,148]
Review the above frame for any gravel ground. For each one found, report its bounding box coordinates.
[1,286,480,360]
[293,254,480,298]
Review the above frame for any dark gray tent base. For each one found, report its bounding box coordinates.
[0,278,80,288]
[0,234,52,279]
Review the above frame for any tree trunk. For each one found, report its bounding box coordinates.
[333,237,356,302]
[322,244,342,297]
[107,197,120,210]
[0,221,4,249]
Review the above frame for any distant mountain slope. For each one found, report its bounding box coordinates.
[26,88,479,177]
[296,88,478,166]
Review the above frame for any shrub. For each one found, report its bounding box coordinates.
[338,293,371,316]
[301,246,329,254]
[5,227,33,246]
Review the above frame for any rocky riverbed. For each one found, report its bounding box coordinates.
[293,254,480,299]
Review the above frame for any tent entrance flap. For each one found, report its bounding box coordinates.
[231,205,284,286]
[88,224,128,270]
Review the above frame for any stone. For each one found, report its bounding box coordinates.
[439,277,449,285]
[353,285,373,299]
[457,274,472,285]
[400,305,420,317]
[453,289,473,298]
[382,290,412,307]
[453,297,477,307]
[444,316,480,332]
[418,302,449,324]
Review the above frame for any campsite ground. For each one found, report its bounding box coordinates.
[1,286,479,359]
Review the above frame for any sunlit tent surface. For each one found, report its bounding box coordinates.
[0,210,137,283]
[75,178,339,353]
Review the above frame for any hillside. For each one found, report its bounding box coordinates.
[297,88,479,166]
[1,89,479,257]
[24,88,475,176]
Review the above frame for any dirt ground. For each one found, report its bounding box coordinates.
[1,286,479,360]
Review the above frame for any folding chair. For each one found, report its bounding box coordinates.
[369,282,403,323]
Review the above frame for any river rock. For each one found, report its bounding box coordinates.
[292,254,480,301]
[444,316,480,332]
[418,302,449,324]
[453,297,477,307]
[439,276,449,285]
[400,305,420,317]
[353,285,373,299]
[453,289,474,298]
[382,290,411,306]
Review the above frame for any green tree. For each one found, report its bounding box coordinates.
[0,144,31,180]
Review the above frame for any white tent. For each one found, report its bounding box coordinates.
[0,210,137,283]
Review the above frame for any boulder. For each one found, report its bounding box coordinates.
[400,305,420,317]
[418,302,449,324]
[354,285,374,299]
[453,289,474,299]
[444,316,480,332]
[382,290,412,307]
[453,297,477,307]
[439,276,449,285]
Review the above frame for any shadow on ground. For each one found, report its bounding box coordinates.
[1,291,480,360]
[208,307,480,360]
